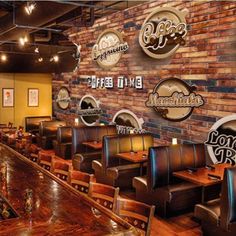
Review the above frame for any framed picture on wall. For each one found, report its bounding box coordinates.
[28,88,39,107]
[2,88,14,107]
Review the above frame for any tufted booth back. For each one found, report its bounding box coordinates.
[102,134,154,169]
[148,144,206,190]
[57,126,72,143]
[72,125,117,154]
[220,166,236,231]
[25,116,51,133]
[39,121,66,137]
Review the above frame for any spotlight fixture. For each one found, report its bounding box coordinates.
[19,36,28,46]
[35,47,39,53]
[38,57,43,62]
[53,55,59,62]
[1,54,7,62]
[25,1,36,15]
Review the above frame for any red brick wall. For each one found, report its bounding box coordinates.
[52,0,236,145]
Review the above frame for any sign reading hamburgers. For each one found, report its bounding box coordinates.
[146,78,204,121]
[139,7,188,59]
[92,29,129,69]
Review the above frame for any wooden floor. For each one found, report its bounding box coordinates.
[29,149,203,236]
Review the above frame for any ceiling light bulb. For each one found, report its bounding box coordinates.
[25,2,36,15]
[1,54,7,62]
[24,35,28,43]
[53,55,59,62]
[35,47,39,53]
[19,37,25,46]
[38,57,43,62]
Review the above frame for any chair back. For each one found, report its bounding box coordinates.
[68,170,94,194]
[57,126,72,143]
[220,166,236,231]
[116,198,155,236]
[38,152,53,171]
[39,120,66,137]
[88,182,119,212]
[51,161,70,181]
[148,144,206,190]
[25,116,51,132]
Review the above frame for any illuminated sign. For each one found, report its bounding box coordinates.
[56,87,71,110]
[92,29,129,69]
[111,109,147,134]
[78,95,101,126]
[139,7,188,59]
[205,114,236,165]
[146,78,204,121]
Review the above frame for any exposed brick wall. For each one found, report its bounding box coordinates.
[52,0,236,145]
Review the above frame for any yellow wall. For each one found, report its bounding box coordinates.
[0,73,52,128]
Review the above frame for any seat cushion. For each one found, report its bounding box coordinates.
[194,199,220,225]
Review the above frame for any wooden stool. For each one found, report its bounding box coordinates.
[51,161,70,181]
[38,151,53,171]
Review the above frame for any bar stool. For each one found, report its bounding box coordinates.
[28,144,40,162]
[38,152,53,171]
[68,170,94,194]
[51,161,70,181]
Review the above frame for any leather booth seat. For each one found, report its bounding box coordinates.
[194,167,236,236]
[72,125,117,173]
[53,126,72,159]
[133,144,206,217]
[92,133,153,189]
[37,120,66,149]
[25,116,51,134]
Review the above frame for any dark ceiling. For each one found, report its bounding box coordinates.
[0,1,146,73]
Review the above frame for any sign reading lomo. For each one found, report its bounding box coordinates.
[92,29,129,69]
[205,114,236,165]
[139,7,188,59]
[146,78,204,121]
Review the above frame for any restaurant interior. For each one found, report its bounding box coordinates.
[0,0,236,235]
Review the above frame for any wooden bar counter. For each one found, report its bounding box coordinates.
[0,144,137,236]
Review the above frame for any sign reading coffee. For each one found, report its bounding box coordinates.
[139,7,188,59]
[205,114,236,165]
[146,78,204,121]
[92,29,129,69]
[56,87,71,110]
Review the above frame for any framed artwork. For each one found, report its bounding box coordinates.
[2,88,14,107]
[28,88,39,107]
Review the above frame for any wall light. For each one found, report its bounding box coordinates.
[172,138,178,145]
[1,54,7,62]
[25,2,36,15]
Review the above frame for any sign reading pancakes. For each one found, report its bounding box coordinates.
[146,78,204,121]
[56,87,71,110]
[92,29,129,69]
[205,115,236,165]
[78,95,102,126]
[112,109,146,134]
[139,7,188,59]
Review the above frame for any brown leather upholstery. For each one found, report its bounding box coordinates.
[194,166,236,235]
[37,120,66,149]
[92,133,154,189]
[88,182,119,212]
[53,126,72,159]
[133,144,206,217]
[68,170,94,194]
[72,125,117,173]
[116,198,155,236]
[25,116,51,134]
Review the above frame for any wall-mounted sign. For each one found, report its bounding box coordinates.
[205,114,236,165]
[88,75,143,89]
[139,7,188,59]
[146,78,204,121]
[78,95,101,126]
[92,29,129,69]
[56,87,71,110]
[111,109,147,134]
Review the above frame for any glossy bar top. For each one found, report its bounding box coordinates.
[0,144,137,235]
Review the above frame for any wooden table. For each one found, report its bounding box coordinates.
[115,150,148,175]
[82,141,102,150]
[173,163,231,202]
[0,144,137,235]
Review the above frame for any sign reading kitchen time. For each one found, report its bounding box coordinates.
[146,78,204,121]
[92,29,129,69]
[139,7,188,59]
